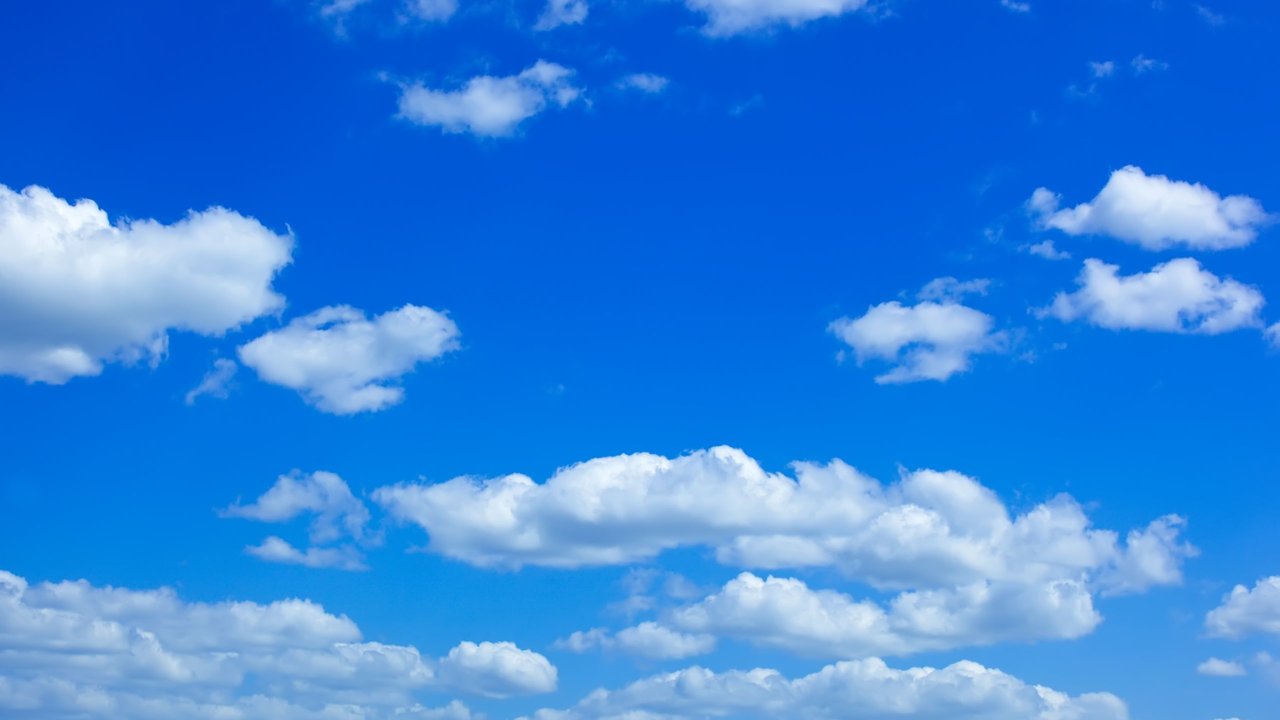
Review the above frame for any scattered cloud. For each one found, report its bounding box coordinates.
[0,184,291,384]
[223,471,374,570]
[397,61,582,137]
[404,0,458,22]
[373,446,1194,599]
[1043,258,1265,335]
[184,358,237,405]
[829,284,1006,383]
[1131,53,1169,74]
[520,657,1127,719]
[535,0,588,30]
[0,568,551,719]
[1195,3,1226,25]
[556,623,716,660]
[1090,60,1116,78]
[1197,657,1247,677]
[1206,576,1280,638]
[685,0,871,37]
[1267,322,1280,348]
[616,73,670,94]
[916,277,992,303]
[1029,166,1272,251]
[238,304,460,414]
[1026,239,1071,260]
[999,0,1030,12]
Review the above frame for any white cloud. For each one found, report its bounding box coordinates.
[1267,322,1280,347]
[1044,258,1265,334]
[534,0,588,30]
[398,61,582,137]
[1197,658,1247,677]
[1206,576,1280,638]
[184,358,238,405]
[1131,53,1168,74]
[616,73,670,94]
[1026,239,1071,260]
[1028,166,1272,250]
[999,0,1030,12]
[238,304,460,414]
[829,295,1005,383]
[1195,3,1226,25]
[0,184,291,384]
[685,0,870,37]
[916,277,991,303]
[556,623,716,660]
[521,658,1128,720]
[1090,60,1116,78]
[438,641,558,698]
[224,471,374,570]
[225,471,372,544]
[0,568,551,719]
[246,536,369,571]
[373,446,1193,596]
[405,0,458,22]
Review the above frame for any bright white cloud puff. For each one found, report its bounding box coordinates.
[829,278,1005,383]
[1205,576,1280,638]
[238,304,460,414]
[0,184,292,384]
[520,657,1128,720]
[0,569,553,719]
[1029,166,1272,251]
[398,61,582,137]
[686,0,871,36]
[1045,258,1265,334]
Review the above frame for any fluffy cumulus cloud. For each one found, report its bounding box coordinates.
[238,304,460,414]
[438,642,558,698]
[1197,658,1247,677]
[1028,166,1272,251]
[521,658,1128,720]
[685,0,871,36]
[534,0,588,30]
[398,61,582,137]
[0,569,554,719]
[829,280,1005,383]
[1205,576,1280,638]
[223,471,374,570]
[1044,258,1264,334]
[374,446,1193,591]
[0,184,292,384]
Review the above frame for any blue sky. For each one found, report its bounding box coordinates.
[1,0,1279,718]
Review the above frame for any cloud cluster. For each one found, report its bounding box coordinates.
[1044,258,1264,334]
[374,446,1193,586]
[522,657,1128,719]
[238,304,460,414]
[0,184,292,384]
[223,471,375,570]
[1029,166,1272,251]
[0,568,554,719]
[398,61,582,137]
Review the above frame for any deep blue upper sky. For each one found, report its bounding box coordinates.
[1,1,1279,719]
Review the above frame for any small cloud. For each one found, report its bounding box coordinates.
[729,94,763,117]
[616,73,669,94]
[916,277,992,303]
[1025,239,1071,260]
[534,0,588,30]
[1090,60,1116,78]
[1195,3,1226,25]
[396,61,582,138]
[185,358,237,405]
[1000,0,1030,12]
[1197,657,1247,677]
[1131,53,1169,74]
